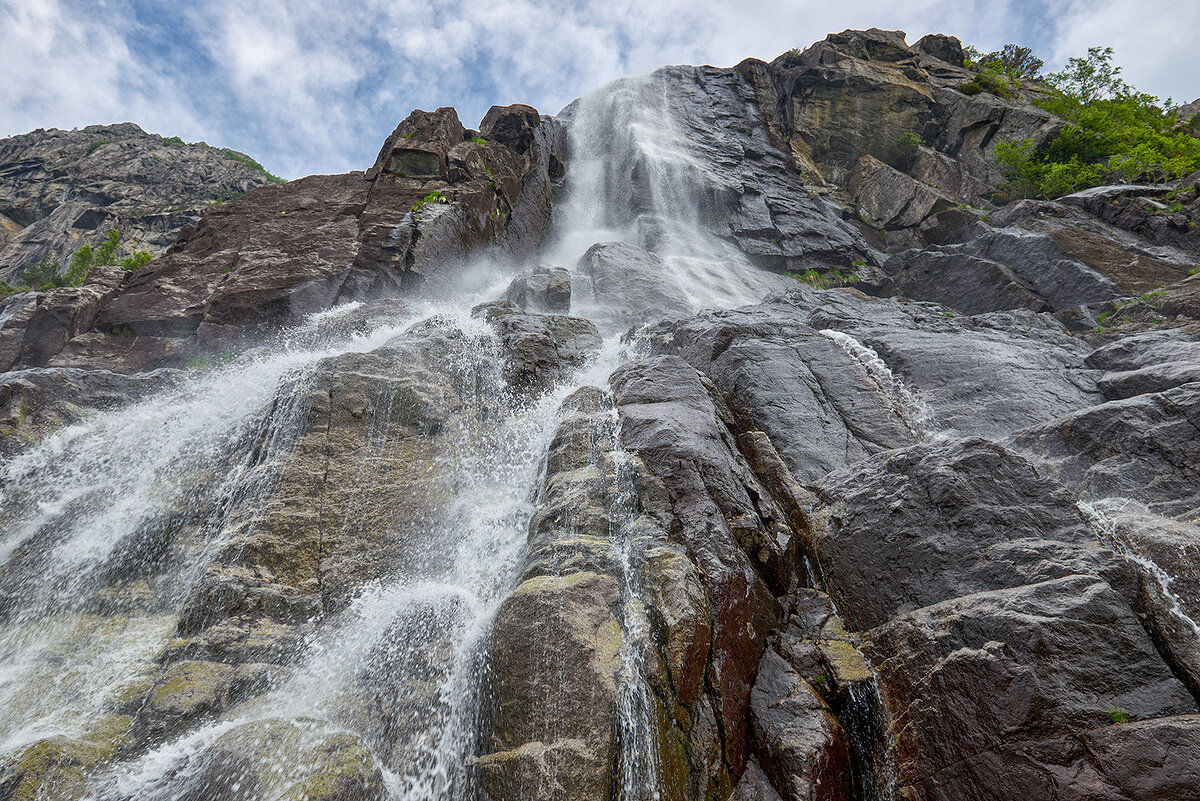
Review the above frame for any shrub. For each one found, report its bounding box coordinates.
[469,136,486,145]
[17,253,65,290]
[119,251,153,272]
[411,190,449,212]
[94,229,121,266]
[989,45,1200,199]
[896,131,923,169]
[63,244,93,286]
[1108,706,1131,724]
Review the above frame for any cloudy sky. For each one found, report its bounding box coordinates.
[3,0,1197,179]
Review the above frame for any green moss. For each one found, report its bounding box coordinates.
[220,148,285,183]
[410,190,449,212]
[281,735,378,801]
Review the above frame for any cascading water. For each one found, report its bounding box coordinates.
[0,307,419,761]
[1,69,799,801]
[549,71,788,320]
[818,329,938,441]
[1078,498,1200,643]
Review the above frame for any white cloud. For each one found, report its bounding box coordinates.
[1050,0,1200,103]
[1,0,1196,178]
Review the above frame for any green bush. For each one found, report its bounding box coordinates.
[119,251,153,272]
[469,136,486,145]
[95,229,121,266]
[17,254,66,290]
[989,45,1200,199]
[411,190,449,212]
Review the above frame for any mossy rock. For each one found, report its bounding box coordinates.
[0,715,131,801]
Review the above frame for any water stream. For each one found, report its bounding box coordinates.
[0,69,797,801]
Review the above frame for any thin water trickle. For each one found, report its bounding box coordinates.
[818,328,938,440]
[1078,498,1200,644]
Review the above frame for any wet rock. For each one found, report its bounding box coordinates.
[613,356,791,775]
[574,242,692,329]
[480,571,623,801]
[502,265,571,313]
[124,659,272,749]
[1082,714,1200,801]
[1061,182,1200,257]
[0,123,277,280]
[748,649,853,801]
[882,247,1051,313]
[1086,329,1200,399]
[1010,381,1200,517]
[882,225,1127,314]
[774,590,873,706]
[765,286,1103,438]
[1079,501,1200,695]
[647,307,917,482]
[0,715,131,801]
[0,366,174,457]
[813,438,1133,632]
[473,301,601,393]
[148,719,386,801]
[864,576,1198,801]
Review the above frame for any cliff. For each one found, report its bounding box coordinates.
[0,28,1199,801]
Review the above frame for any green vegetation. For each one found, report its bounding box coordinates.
[1093,289,1170,331]
[186,351,237,370]
[983,45,1200,200]
[469,136,487,145]
[1188,267,1200,276]
[220,148,285,184]
[87,139,109,154]
[1108,706,1131,724]
[411,190,449,212]
[2,229,152,296]
[959,44,1044,99]
[786,267,862,289]
[897,131,923,169]
[95,228,120,265]
[119,251,153,272]
[162,136,185,146]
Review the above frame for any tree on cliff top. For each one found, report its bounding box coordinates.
[987,45,1200,200]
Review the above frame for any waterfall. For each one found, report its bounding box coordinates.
[0,305,421,760]
[1078,498,1200,644]
[818,329,938,441]
[0,68,796,801]
[548,70,788,319]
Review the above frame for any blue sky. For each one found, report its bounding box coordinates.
[3,0,1197,179]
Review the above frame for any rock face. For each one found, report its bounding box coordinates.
[0,123,279,280]
[3,25,1200,801]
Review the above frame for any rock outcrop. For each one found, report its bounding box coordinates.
[2,25,1200,801]
[0,123,279,280]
